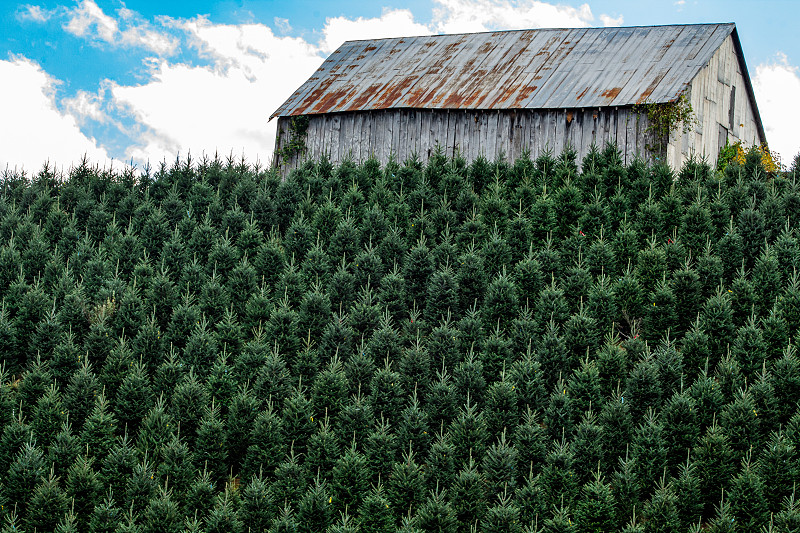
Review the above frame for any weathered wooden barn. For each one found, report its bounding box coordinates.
[271,23,765,171]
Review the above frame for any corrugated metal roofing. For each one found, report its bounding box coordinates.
[272,23,736,118]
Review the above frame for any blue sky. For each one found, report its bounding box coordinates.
[1,0,798,171]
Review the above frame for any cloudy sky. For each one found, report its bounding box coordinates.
[1,0,798,173]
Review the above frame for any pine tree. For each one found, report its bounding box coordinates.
[25,469,69,533]
[386,448,426,519]
[672,459,703,530]
[115,360,154,435]
[194,400,228,485]
[661,390,698,472]
[611,453,640,530]
[224,384,260,474]
[541,503,575,533]
[719,388,760,465]
[450,456,487,531]
[183,467,215,520]
[424,367,457,434]
[414,487,457,533]
[369,360,405,424]
[156,434,194,507]
[631,409,668,496]
[573,472,615,533]
[361,417,396,485]
[396,392,431,459]
[482,431,519,501]
[81,392,118,460]
[270,448,309,509]
[306,416,341,480]
[205,490,244,533]
[356,483,393,533]
[624,354,662,422]
[692,421,735,519]
[88,492,122,533]
[296,479,333,533]
[727,455,768,531]
[239,473,274,533]
[169,371,208,447]
[142,486,182,533]
[456,246,488,314]
[571,410,605,488]
[539,439,579,510]
[757,430,797,513]
[774,491,800,533]
[641,477,680,533]
[331,442,370,513]
[48,421,81,479]
[66,455,103,530]
[30,383,66,448]
[101,433,140,500]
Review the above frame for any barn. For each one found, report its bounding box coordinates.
[271,23,766,172]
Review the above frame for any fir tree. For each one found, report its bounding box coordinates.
[239,473,274,533]
[101,433,140,500]
[194,400,228,485]
[66,455,103,530]
[573,472,615,533]
[205,490,244,533]
[386,448,427,519]
[142,486,182,533]
[25,469,69,533]
[641,477,680,533]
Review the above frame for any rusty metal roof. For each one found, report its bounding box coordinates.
[271,23,739,118]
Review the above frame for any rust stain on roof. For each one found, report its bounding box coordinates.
[601,87,622,101]
[271,23,736,118]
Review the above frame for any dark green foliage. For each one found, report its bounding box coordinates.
[0,150,795,531]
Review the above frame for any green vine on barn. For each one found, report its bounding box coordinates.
[277,114,310,165]
[633,92,698,153]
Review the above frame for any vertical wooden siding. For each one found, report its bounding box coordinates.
[668,34,764,169]
[274,106,654,173]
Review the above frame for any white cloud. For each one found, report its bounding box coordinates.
[0,56,109,172]
[599,14,624,27]
[63,0,178,55]
[432,0,601,33]
[273,17,292,35]
[64,0,118,42]
[62,88,108,125]
[753,53,800,165]
[320,9,432,54]
[111,18,323,164]
[17,5,50,23]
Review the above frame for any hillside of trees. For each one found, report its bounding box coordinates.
[1,146,800,533]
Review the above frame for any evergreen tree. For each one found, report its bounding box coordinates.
[692,421,735,519]
[727,455,768,532]
[641,477,680,533]
[101,434,140,500]
[205,490,244,533]
[142,486,182,533]
[66,455,103,530]
[194,400,228,485]
[573,472,615,533]
[81,392,118,460]
[297,479,334,533]
[88,492,123,533]
[672,459,703,531]
[358,483,394,533]
[450,456,487,532]
[239,474,274,533]
[25,470,69,533]
[386,448,427,519]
